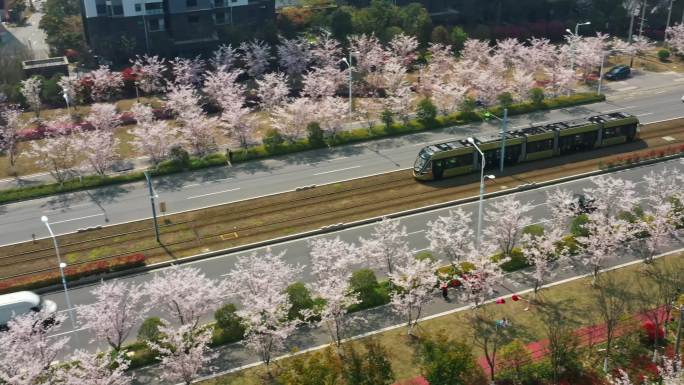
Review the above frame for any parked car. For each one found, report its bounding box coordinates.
[605,65,631,80]
[0,291,57,329]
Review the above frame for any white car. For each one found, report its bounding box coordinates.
[681,95,684,102]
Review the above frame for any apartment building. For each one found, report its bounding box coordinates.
[80,0,274,57]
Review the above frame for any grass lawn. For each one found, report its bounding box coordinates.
[197,253,684,385]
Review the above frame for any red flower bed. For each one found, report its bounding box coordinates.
[642,321,665,343]
[0,253,145,294]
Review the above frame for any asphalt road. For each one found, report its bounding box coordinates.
[39,158,684,370]
[3,11,49,59]
[1,72,683,247]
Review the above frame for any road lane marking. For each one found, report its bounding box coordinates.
[47,326,90,339]
[313,166,361,176]
[615,86,638,92]
[327,156,349,161]
[185,177,235,188]
[187,188,241,200]
[407,230,426,235]
[50,213,104,224]
[601,105,636,113]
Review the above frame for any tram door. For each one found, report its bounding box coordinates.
[504,144,522,165]
[483,149,500,170]
[432,160,444,180]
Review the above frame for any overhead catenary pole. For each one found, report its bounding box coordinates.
[143,171,160,243]
[499,108,508,173]
[597,51,606,95]
[665,0,674,38]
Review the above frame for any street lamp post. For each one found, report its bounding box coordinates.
[597,51,606,95]
[143,171,160,243]
[341,51,355,117]
[467,137,495,251]
[566,21,591,70]
[483,108,508,173]
[40,216,77,333]
[62,91,70,114]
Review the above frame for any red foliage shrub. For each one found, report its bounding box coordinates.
[0,253,146,294]
[641,321,664,343]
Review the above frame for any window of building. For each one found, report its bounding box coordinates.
[186,0,197,7]
[134,3,141,11]
[112,5,123,15]
[96,3,106,14]
[148,18,163,31]
[145,2,162,10]
[215,11,225,24]
[214,0,223,6]
[187,15,199,24]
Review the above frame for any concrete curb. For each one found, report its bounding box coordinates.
[34,152,683,295]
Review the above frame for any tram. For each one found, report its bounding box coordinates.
[413,112,639,181]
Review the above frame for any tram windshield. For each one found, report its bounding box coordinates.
[414,150,430,171]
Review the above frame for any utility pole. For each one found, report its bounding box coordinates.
[665,0,674,39]
[143,171,160,243]
[638,0,647,39]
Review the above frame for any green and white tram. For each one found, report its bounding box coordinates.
[413,112,639,181]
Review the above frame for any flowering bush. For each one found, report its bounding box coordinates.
[641,321,665,343]
[0,253,146,294]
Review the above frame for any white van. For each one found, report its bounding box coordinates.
[0,291,57,327]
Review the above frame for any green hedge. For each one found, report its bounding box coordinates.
[0,93,605,205]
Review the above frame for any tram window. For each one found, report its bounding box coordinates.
[446,157,458,168]
[527,139,554,153]
[603,127,619,138]
[443,153,473,169]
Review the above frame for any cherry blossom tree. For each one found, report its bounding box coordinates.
[302,65,345,100]
[131,55,167,96]
[60,349,131,385]
[459,252,504,308]
[431,81,467,116]
[271,97,316,142]
[520,226,569,296]
[221,108,258,149]
[571,33,610,80]
[223,248,303,366]
[314,96,347,138]
[179,114,217,156]
[209,44,239,71]
[460,39,492,64]
[389,255,441,336]
[202,68,244,109]
[143,265,230,329]
[129,102,155,125]
[472,68,507,107]
[255,72,290,111]
[510,70,535,102]
[607,369,633,385]
[379,58,408,96]
[356,98,381,131]
[58,74,83,107]
[545,188,579,228]
[131,119,178,165]
[88,66,124,102]
[87,103,120,132]
[388,33,418,67]
[483,196,534,258]
[425,208,474,266]
[240,39,272,78]
[584,176,639,220]
[666,23,684,53]
[20,76,42,117]
[277,36,312,78]
[75,280,146,351]
[577,214,632,283]
[310,31,342,68]
[170,56,205,86]
[544,65,576,97]
[494,38,524,70]
[30,117,79,184]
[77,129,119,176]
[308,237,360,347]
[147,322,215,385]
[386,84,413,124]
[0,310,69,385]
[349,33,386,75]
[0,105,25,170]
[359,217,410,275]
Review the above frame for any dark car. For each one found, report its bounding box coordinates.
[571,194,597,215]
[605,65,631,80]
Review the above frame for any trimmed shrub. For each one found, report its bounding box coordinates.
[263,128,284,152]
[530,88,545,106]
[416,98,437,126]
[137,317,163,343]
[657,49,671,61]
[493,248,530,272]
[286,282,315,321]
[307,122,325,148]
[212,304,245,345]
[125,341,159,369]
[571,214,589,237]
[415,250,437,262]
[0,253,146,294]
[381,108,394,130]
[169,145,190,167]
[523,224,545,237]
[348,269,390,312]
[497,92,514,108]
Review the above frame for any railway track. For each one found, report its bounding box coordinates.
[1,120,682,281]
